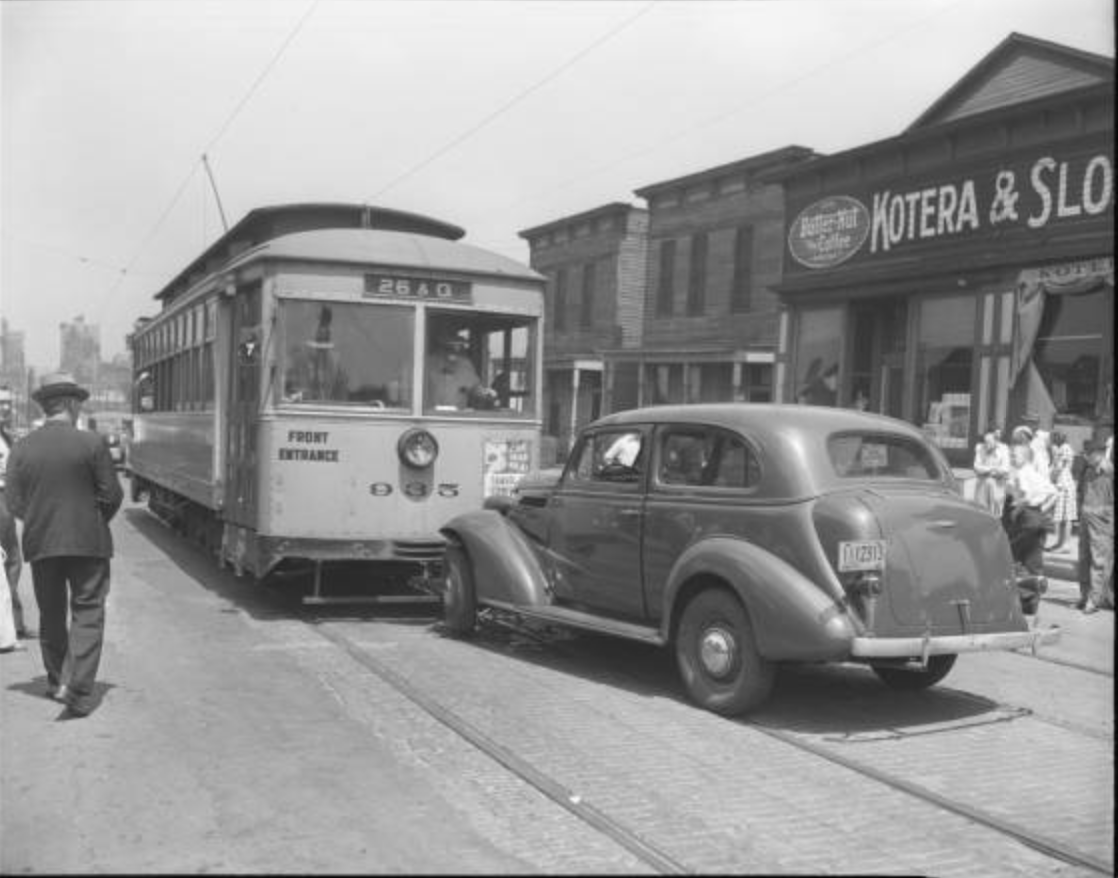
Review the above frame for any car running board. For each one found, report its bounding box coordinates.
[490,601,665,646]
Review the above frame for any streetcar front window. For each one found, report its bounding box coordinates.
[279,300,413,408]
[425,312,537,417]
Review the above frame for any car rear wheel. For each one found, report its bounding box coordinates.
[675,588,774,716]
[871,654,957,690]
[442,541,477,636]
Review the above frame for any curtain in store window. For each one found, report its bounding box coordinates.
[1011,258,1115,380]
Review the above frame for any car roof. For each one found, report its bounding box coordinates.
[585,403,945,497]
[592,403,923,438]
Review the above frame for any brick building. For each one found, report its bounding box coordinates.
[519,203,648,455]
[520,147,818,457]
[615,145,818,411]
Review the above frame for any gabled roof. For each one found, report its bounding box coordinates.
[907,32,1114,131]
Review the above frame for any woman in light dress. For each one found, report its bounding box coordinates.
[973,423,1010,517]
[0,544,22,652]
[1047,431,1077,552]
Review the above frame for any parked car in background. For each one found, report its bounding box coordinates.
[439,404,1059,716]
[105,432,125,470]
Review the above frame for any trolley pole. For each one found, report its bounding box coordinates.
[202,154,230,234]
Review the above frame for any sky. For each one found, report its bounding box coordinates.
[1,0,1114,370]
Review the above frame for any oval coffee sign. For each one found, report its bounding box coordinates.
[788,195,870,269]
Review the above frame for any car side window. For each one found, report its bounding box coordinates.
[569,429,645,484]
[657,427,760,489]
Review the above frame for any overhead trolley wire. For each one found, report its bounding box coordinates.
[95,0,321,322]
[366,0,660,203]
[504,0,969,216]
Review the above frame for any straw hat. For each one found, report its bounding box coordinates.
[31,371,89,404]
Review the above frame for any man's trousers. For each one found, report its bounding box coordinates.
[31,556,111,712]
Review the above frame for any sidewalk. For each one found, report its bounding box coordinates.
[1042,534,1082,592]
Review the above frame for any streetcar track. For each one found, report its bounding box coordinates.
[138,490,1112,871]
[750,722,1114,876]
[305,618,689,875]
[475,611,1113,876]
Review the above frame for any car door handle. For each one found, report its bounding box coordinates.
[617,508,642,518]
[929,520,957,529]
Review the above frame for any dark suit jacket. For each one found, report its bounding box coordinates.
[4,420,124,562]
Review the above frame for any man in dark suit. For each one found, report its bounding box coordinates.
[4,372,123,717]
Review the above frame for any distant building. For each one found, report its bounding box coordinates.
[0,318,28,428]
[60,314,101,385]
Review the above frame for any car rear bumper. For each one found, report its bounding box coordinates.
[850,626,1060,659]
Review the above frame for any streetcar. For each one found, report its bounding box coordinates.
[129,202,544,602]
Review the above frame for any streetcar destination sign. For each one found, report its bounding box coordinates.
[364,273,472,302]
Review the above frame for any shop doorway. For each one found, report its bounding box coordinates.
[849,299,907,418]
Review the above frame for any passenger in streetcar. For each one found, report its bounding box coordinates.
[283,305,350,402]
[425,327,497,410]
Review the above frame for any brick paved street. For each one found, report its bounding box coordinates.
[2,501,1112,874]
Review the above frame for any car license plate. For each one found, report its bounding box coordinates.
[838,539,886,572]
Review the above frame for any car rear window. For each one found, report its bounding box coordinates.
[827,432,943,480]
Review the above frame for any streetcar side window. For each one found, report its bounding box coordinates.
[279,300,414,408]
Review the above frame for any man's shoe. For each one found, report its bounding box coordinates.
[46,684,69,702]
[1075,599,1087,610]
[1082,602,1100,615]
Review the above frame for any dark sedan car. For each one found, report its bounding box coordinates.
[439,404,1059,716]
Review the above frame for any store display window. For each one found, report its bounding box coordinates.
[915,295,977,463]
[1011,271,1113,437]
[794,307,842,406]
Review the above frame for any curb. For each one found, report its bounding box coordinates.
[1044,555,1078,583]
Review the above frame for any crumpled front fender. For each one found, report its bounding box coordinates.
[441,510,552,607]
[664,537,855,661]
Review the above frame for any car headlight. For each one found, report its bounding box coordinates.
[398,428,439,469]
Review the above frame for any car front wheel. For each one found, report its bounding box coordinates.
[871,654,957,690]
[442,541,477,636]
[675,588,774,716]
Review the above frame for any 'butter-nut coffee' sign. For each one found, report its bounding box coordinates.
[787,195,871,269]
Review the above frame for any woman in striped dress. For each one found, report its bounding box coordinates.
[1047,431,1077,552]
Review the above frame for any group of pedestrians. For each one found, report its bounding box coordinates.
[973,415,1114,615]
[0,373,123,719]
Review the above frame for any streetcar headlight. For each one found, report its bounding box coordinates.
[398,428,439,469]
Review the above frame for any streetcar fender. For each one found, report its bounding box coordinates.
[441,510,552,607]
[662,537,855,662]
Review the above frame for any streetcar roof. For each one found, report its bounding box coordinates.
[154,202,468,304]
[232,228,545,284]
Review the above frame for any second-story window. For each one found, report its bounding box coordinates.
[553,267,568,332]
[731,225,754,313]
[656,239,676,317]
[687,232,708,316]
[579,262,595,328]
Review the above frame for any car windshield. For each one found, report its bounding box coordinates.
[827,432,944,480]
